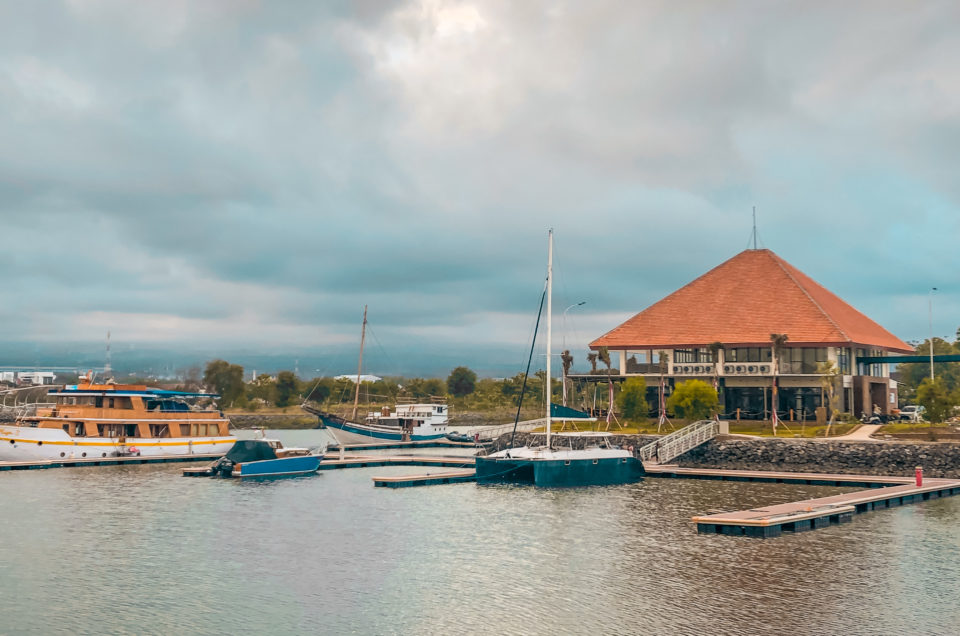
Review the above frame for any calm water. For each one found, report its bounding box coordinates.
[2,429,959,635]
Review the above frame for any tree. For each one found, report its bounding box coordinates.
[587,352,599,374]
[666,379,719,421]
[707,341,724,416]
[560,350,574,406]
[275,371,298,407]
[303,377,333,404]
[770,333,789,429]
[817,360,841,436]
[916,377,956,424]
[203,359,244,407]
[616,377,648,421]
[447,366,477,397]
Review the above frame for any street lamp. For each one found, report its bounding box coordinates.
[561,301,586,350]
[929,287,938,381]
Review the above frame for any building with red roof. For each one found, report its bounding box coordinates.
[589,249,912,419]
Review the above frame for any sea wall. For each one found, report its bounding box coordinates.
[676,437,960,478]
[488,433,960,478]
[489,432,658,452]
[228,413,318,429]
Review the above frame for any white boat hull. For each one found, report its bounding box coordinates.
[0,424,235,462]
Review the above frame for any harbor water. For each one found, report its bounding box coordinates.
[2,429,959,635]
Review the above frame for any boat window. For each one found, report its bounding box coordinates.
[95,397,104,408]
[108,398,115,408]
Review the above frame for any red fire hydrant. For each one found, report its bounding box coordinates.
[915,465,923,487]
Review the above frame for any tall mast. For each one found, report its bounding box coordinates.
[351,305,368,421]
[546,230,553,449]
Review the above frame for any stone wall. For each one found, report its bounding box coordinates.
[676,437,960,478]
[488,432,960,478]
[489,432,658,453]
[228,413,318,429]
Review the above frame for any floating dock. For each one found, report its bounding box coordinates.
[373,470,477,488]
[0,453,223,471]
[319,454,475,470]
[690,476,960,538]
[327,439,483,451]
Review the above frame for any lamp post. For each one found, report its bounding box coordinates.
[561,301,586,350]
[929,287,938,381]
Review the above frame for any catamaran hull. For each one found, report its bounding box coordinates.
[318,415,446,444]
[0,425,235,462]
[475,455,644,487]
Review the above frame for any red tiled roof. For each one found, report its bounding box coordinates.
[590,249,913,353]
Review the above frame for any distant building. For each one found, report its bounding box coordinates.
[589,248,912,419]
[334,374,383,383]
[4,371,59,385]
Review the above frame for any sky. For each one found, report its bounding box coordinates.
[1,1,959,377]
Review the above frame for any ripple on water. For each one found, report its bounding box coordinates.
[1,430,960,635]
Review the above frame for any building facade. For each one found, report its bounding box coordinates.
[589,249,912,419]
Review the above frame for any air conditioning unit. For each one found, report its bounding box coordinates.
[747,365,757,373]
[683,366,692,373]
[735,366,744,373]
[724,365,733,374]
[760,365,769,373]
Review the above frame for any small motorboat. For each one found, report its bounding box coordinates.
[201,438,322,478]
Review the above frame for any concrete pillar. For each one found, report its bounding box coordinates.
[618,350,627,376]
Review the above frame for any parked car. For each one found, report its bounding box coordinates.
[899,405,925,423]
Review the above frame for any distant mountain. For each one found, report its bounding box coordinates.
[0,340,542,380]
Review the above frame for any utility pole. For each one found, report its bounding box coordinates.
[929,288,937,381]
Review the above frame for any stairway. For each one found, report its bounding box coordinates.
[638,420,719,465]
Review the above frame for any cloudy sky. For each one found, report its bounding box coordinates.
[2,1,959,375]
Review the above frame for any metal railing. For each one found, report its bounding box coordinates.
[638,419,719,464]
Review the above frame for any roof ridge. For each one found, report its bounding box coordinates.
[768,252,849,343]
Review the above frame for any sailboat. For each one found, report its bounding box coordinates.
[301,306,450,443]
[474,230,645,487]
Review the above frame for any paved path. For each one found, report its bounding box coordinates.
[830,424,882,440]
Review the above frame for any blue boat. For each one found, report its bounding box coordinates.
[207,439,322,478]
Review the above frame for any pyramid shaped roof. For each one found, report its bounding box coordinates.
[590,249,912,353]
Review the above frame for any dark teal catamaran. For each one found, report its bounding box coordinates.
[474,230,645,487]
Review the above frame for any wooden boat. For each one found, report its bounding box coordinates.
[0,379,234,461]
[305,400,449,443]
[302,306,449,443]
[474,230,645,487]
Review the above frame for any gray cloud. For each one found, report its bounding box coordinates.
[1,0,959,371]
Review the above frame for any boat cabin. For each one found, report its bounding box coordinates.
[24,383,230,439]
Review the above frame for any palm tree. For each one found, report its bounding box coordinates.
[707,341,724,419]
[598,347,615,429]
[770,333,789,432]
[560,349,573,407]
[587,352,598,374]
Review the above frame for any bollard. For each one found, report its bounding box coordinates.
[915,465,923,487]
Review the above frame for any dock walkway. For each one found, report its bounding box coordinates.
[1,453,222,471]
[690,475,960,538]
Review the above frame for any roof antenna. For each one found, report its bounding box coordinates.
[752,206,758,250]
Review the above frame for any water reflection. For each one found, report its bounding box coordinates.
[1,430,958,634]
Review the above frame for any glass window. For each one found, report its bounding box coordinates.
[674,349,697,363]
